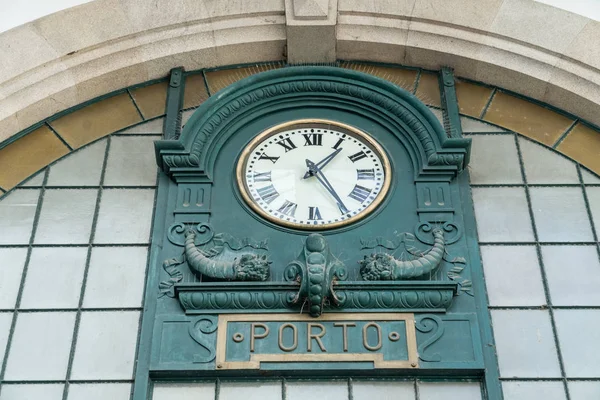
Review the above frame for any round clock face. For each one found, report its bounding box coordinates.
[236,119,391,230]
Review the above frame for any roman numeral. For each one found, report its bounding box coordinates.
[356,168,375,180]
[258,152,280,164]
[253,171,272,182]
[303,133,323,146]
[256,184,279,203]
[276,137,297,152]
[348,151,367,162]
[308,206,322,220]
[332,137,345,150]
[277,200,297,217]
[348,184,372,203]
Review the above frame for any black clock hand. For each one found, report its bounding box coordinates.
[302,148,342,179]
[305,159,349,214]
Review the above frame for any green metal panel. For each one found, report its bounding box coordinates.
[135,66,500,399]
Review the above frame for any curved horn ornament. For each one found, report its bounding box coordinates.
[359,228,445,280]
[184,230,270,281]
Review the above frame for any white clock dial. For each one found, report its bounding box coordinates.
[236,120,391,230]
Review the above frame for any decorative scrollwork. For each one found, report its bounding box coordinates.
[188,316,218,363]
[415,315,444,362]
[167,222,214,247]
[415,222,461,245]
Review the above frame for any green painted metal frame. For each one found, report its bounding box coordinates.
[132,65,504,400]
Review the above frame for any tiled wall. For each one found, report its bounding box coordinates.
[465,117,600,400]
[0,122,160,400]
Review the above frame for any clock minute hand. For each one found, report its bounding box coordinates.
[305,159,349,214]
[302,148,342,179]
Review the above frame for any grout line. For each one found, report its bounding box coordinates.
[202,70,212,97]
[347,378,353,400]
[414,379,420,400]
[489,305,600,310]
[6,307,144,313]
[513,132,572,400]
[0,185,6,192]
[479,88,497,119]
[215,378,221,400]
[576,164,600,276]
[46,122,74,151]
[500,377,600,382]
[61,135,111,400]
[479,241,597,246]
[552,120,578,149]
[0,168,49,395]
[0,243,156,248]
[281,377,286,400]
[126,89,146,121]
[471,183,585,188]
[412,70,421,95]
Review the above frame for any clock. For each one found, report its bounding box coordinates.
[236,119,392,230]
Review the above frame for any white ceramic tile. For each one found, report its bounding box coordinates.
[4,312,75,380]
[530,187,593,242]
[581,168,600,184]
[20,247,87,309]
[466,135,522,184]
[152,382,215,400]
[0,189,39,245]
[519,137,579,184]
[352,381,415,400]
[47,139,106,186]
[542,245,600,306]
[418,382,482,400]
[0,248,27,308]
[103,136,158,186]
[472,188,535,242]
[34,189,98,244]
[568,381,600,400]
[71,311,140,380]
[286,381,348,400]
[481,246,546,306]
[461,116,507,133]
[220,381,282,400]
[93,189,155,244]
[67,383,132,400]
[502,381,566,400]
[554,310,600,377]
[491,310,562,377]
[586,186,600,233]
[0,384,64,400]
[20,171,45,187]
[120,118,163,134]
[0,312,12,362]
[83,247,148,308]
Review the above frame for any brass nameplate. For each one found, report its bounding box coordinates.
[216,313,418,370]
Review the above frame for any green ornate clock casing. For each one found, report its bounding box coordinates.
[134,66,500,398]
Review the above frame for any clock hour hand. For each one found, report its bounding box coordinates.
[302,148,342,179]
[305,159,349,214]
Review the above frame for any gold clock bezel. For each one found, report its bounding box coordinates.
[236,119,392,230]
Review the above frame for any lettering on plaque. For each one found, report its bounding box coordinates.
[215,313,418,370]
